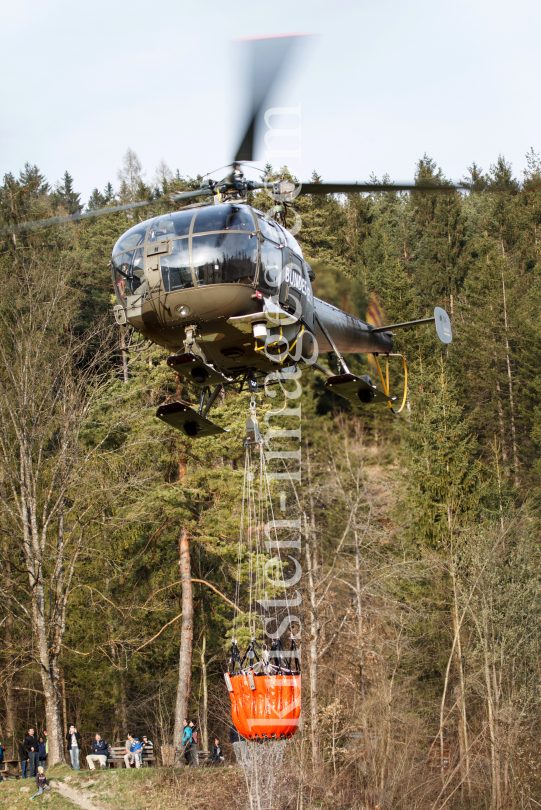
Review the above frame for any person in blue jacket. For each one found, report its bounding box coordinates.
[86,734,109,770]
[123,734,143,769]
[182,719,193,765]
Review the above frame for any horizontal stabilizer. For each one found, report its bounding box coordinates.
[370,306,452,344]
[167,352,232,387]
[156,401,228,438]
[325,373,395,406]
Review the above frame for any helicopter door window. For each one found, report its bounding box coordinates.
[280,248,304,312]
[161,239,192,292]
[112,221,151,256]
[112,248,145,304]
[192,233,257,286]
[148,210,193,242]
[259,239,283,293]
[192,204,255,234]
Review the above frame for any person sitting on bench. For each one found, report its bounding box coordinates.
[124,734,142,769]
[86,734,109,770]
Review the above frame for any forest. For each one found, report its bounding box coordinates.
[1,147,541,810]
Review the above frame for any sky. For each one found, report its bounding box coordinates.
[2,0,541,204]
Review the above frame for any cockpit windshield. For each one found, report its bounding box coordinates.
[192,233,257,286]
[193,205,255,234]
[112,220,150,256]
[148,209,193,242]
[112,205,265,300]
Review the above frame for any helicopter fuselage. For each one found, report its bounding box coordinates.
[112,202,393,378]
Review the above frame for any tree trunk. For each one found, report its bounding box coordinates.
[451,565,471,796]
[61,674,68,758]
[354,529,368,740]
[499,252,519,487]
[120,669,128,739]
[27,518,65,765]
[33,602,64,765]
[4,558,16,755]
[304,447,320,764]
[483,625,500,810]
[200,634,208,752]
[120,329,129,384]
[173,528,193,749]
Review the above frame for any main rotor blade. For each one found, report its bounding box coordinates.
[298,181,463,194]
[0,186,213,237]
[0,198,156,237]
[170,187,213,202]
[234,34,303,162]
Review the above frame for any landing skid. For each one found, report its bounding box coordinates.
[167,352,233,387]
[325,373,396,406]
[156,401,228,438]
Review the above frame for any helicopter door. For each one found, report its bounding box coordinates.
[280,249,304,320]
[302,261,315,332]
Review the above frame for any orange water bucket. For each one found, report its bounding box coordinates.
[227,671,301,740]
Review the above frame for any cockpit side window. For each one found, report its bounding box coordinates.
[258,216,283,244]
[284,227,303,257]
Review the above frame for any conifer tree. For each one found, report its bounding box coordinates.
[409,155,466,311]
[404,356,485,547]
[52,171,82,215]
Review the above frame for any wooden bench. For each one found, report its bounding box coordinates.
[174,748,210,766]
[0,759,20,778]
[105,747,156,768]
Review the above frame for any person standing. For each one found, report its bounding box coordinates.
[19,737,29,779]
[66,725,82,770]
[188,721,199,768]
[181,719,193,766]
[86,734,109,770]
[38,736,47,771]
[29,766,51,800]
[24,728,39,778]
[210,737,225,765]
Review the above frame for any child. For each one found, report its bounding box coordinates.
[30,766,51,800]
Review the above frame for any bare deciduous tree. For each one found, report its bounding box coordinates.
[0,254,123,763]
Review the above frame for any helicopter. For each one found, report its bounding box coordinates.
[110,178,452,439]
[2,34,453,439]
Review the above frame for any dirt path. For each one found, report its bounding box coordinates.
[49,780,105,810]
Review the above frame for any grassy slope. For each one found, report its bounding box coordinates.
[0,764,247,810]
